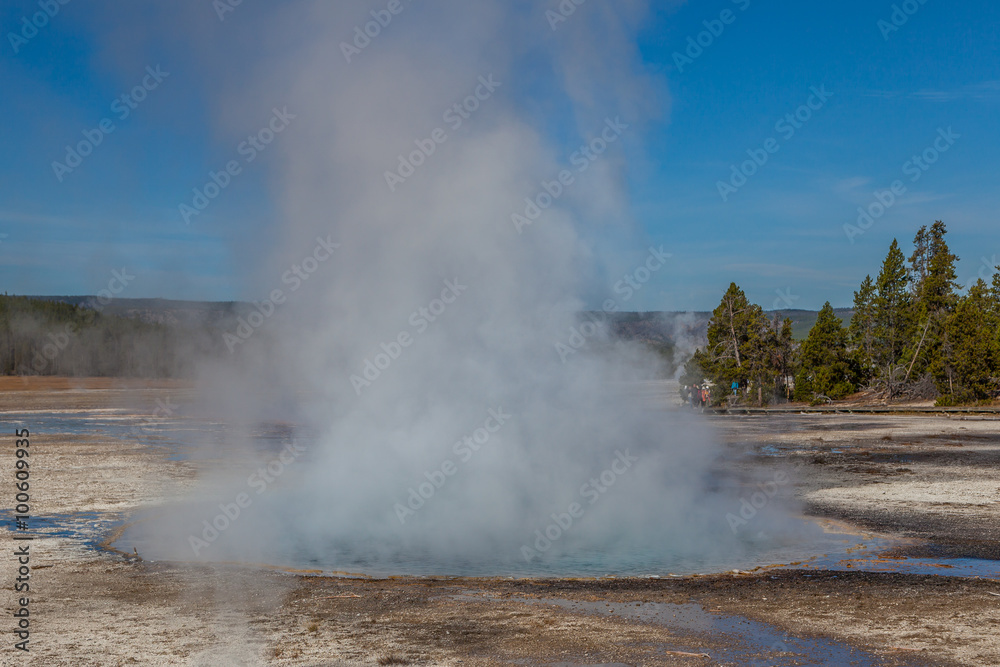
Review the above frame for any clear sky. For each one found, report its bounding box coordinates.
[2,0,998,310]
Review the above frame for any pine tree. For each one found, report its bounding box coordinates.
[706,283,754,373]
[918,221,961,313]
[794,302,856,402]
[873,240,912,398]
[849,275,877,383]
[768,314,796,401]
[991,271,1000,382]
[910,221,961,388]
[940,280,999,403]
[744,308,781,406]
[991,270,1000,313]
[692,283,777,406]
[908,225,930,297]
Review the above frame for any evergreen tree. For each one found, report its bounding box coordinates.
[988,268,1000,365]
[767,313,796,401]
[939,279,999,403]
[706,283,754,374]
[918,221,961,313]
[849,275,877,383]
[743,309,781,406]
[692,283,778,406]
[872,239,912,397]
[908,225,930,297]
[910,221,961,386]
[991,270,1000,313]
[794,302,856,402]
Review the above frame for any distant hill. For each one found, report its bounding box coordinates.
[780,308,855,340]
[589,311,709,346]
[29,297,852,346]
[7,296,852,377]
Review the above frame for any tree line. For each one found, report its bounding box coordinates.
[682,222,1000,406]
[0,295,206,377]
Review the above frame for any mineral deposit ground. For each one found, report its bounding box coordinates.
[1,378,999,666]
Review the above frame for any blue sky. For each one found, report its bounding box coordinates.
[2,0,998,310]
[635,0,1000,311]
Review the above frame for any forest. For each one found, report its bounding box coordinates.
[682,222,1000,407]
[0,295,208,377]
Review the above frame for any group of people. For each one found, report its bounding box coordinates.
[685,380,743,408]
[686,384,711,408]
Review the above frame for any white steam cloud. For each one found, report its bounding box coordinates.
[123,0,798,575]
